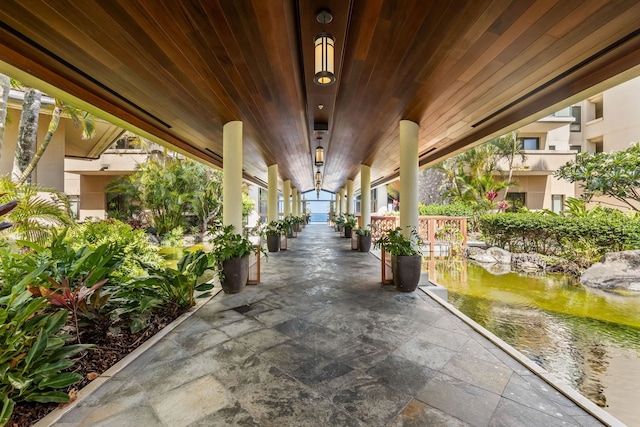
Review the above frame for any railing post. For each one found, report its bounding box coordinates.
[461,217,468,246]
[428,217,435,254]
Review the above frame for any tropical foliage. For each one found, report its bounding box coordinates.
[65,219,163,279]
[555,143,640,211]
[433,134,526,229]
[106,157,220,235]
[0,177,73,244]
[130,249,214,310]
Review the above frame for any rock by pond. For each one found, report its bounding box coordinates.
[581,250,640,293]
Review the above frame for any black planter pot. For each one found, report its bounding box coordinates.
[344,226,353,238]
[358,234,372,252]
[220,255,249,294]
[391,255,422,292]
[266,234,280,252]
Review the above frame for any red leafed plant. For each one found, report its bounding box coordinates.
[31,274,108,344]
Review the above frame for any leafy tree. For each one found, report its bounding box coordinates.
[490,131,526,198]
[555,143,640,211]
[19,99,95,184]
[190,166,223,232]
[0,74,10,162]
[13,88,41,182]
[107,157,224,235]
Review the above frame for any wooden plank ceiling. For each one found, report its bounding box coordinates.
[1,0,640,193]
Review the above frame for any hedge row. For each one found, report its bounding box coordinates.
[479,213,640,255]
[418,202,474,217]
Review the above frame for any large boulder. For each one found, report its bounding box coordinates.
[468,247,512,265]
[580,250,640,292]
[468,251,498,264]
[486,247,512,264]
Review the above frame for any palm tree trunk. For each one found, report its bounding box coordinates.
[18,105,60,184]
[0,74,10,162]
[13,88,41,183]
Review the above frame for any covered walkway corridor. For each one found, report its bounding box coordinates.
[44,224,609,426]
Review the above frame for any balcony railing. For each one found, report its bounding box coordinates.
[370,215,467,253]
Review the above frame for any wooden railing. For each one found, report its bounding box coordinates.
[370,215,467,253]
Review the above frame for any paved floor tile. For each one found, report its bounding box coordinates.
[417,373,502,427]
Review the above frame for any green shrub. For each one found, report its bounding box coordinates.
[418,202,473,217]
[129,249,214,310]
[479,213,640,260]
[66,219,163,279]
[161,226,185,248]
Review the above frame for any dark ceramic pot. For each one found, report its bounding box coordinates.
[391,255,422,292]
[358,234,372,252]
[266,234,280,252]
[220,255,249,294]
[344,226,353,238]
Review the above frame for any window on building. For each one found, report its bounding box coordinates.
[570,106,581,132]
[548,145,555,151]
[518,137,539,150]
[551,195,564,214]
[569,145,582,152]
[594,100,603,119]
[355,195,361,215]
[505,192,526,212]
[595,141,604,153]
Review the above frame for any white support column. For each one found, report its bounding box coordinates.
[346,180,354,215]
[283,180,291,218]
[267,164,278,223]
[399,120,419,237]
[376,184,388,213]
[292,187,298,217]
[223,121,243,233]
[361,165,371,228]
[338,188,345,215]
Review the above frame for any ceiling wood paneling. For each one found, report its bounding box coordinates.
[0,0,639,193]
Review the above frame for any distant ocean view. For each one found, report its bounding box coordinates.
[309,213,328,222]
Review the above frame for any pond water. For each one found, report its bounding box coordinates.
[159,244,205,269]
[428,259,640,426]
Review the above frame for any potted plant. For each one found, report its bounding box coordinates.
[334,214,345,232]
[264,220,282,252]
[356,226,372,252]
[283,215,295,238]
[343,213,357,238]
[209,225,259,293]
[374,226,422,292]
[292,215,304,233]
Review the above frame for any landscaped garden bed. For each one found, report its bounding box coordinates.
[7,306,186,427]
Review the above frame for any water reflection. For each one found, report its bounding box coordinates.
[429,258,640,426]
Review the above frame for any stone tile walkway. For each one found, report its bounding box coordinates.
[49,224,607,426]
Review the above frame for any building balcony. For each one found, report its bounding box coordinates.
[584,117,604,141]
[519,115,575,133]
[65,151,153,175]
[495,151,577,176]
